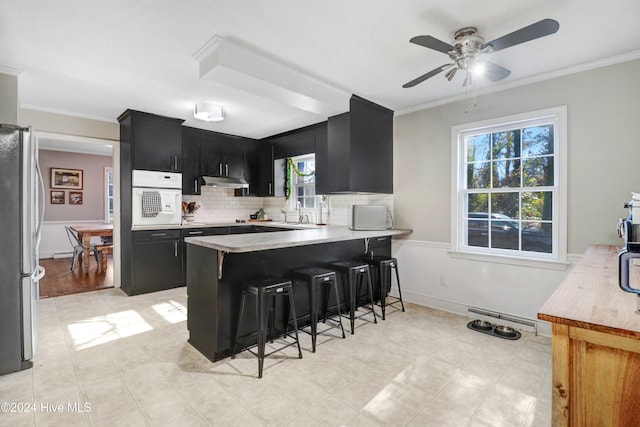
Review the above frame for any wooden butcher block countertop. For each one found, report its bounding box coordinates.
[538,245,640,339]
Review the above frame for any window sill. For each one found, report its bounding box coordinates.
[447,250,571,271]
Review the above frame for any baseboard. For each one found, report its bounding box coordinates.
[400,289,551,336]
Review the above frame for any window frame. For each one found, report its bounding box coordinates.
[450,106,568,266]
[288,153,318,210]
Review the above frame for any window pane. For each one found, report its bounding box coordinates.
[492,159,521,188]
[491,192,519,219]
[467,162,490,188]
[467,134,491,162]
[522,125,553,157]
[468,193,488,214]
[523,157,553,187]
[305,197,316,209]
[491,220,519,250]
[467,220,488,247]
[492,130,521,159]
[522,192,553,221]
[297,187,304,197]
[522,221,552,253]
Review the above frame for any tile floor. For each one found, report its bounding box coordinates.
[0,287,552,427]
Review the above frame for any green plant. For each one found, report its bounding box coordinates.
[285,158,315,200]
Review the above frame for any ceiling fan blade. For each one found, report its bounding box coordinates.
[484,61,511,81]
[481,18,559,52]
[410,35,458,54]
[403,64,451,88]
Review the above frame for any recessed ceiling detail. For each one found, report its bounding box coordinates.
[193,35,350,118]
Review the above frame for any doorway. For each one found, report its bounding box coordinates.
[36,131,120,298]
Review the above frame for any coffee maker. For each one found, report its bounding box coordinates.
[618,193,640,312]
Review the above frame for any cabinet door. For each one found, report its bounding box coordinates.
[182,129,202,195]
[257,142,274,196]
[133,238,183,293]
[132,113,183,172]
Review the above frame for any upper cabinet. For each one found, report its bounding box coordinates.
[316,95,394,194]
[118,110,184,173]
[258,122,327,197]
[181,126,258,196]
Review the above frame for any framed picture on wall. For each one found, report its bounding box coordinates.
[50,191,65,204]
[69,191,83,205]
[50,167,83,190]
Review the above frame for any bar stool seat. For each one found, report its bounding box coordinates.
[232,277,302,378]
[330,261,377,334]
[292,267,346,352]
[365,256,405,320]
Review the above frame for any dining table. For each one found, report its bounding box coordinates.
[70,224,113,272]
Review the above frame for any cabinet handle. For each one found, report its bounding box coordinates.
[151,233,167,237]
[188,231,204,235]
[194,179,198,193]
[268,182,272,195]
[174,242,178,257]
[219,163,223,176]
[174,156,178,171]
[225,163,229,176]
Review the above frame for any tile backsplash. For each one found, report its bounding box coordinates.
[184,188,394,226]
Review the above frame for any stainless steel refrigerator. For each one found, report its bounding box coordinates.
[0,124,45,375]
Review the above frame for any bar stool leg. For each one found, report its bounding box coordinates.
[287,287,303,359]
[365,269,378,324]
[394,263,406,312]
[331,279,346,339]
[348,270,357,334]
[309,279,319,352]
[256,290,267,379]
[232,290,248,359]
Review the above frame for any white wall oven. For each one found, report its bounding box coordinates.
[131,170,182,227]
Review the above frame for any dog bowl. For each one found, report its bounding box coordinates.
[470,319,493,330]
[494,325,517,337]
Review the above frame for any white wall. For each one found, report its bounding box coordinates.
[393,59,640,330]
[40,221,107,259]
[0,72,18,124]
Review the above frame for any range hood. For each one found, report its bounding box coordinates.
[202,176,249,189]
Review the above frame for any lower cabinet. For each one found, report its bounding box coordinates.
[130,230,184,295]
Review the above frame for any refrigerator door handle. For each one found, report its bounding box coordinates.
[32,265,45,281]
[34,134,45,245]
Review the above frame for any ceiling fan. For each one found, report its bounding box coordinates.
[403,18,559,88]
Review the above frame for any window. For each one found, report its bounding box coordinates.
[289,154,318,209]
[105,167,113,223]
[451,107,567,263]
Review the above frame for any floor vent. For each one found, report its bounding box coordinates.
[466,307,537,334]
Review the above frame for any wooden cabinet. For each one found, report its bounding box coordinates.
[182,127,202,195]
[316,95,393,194]
[126,230,184,295]
[118,110,184,173]
[257,142,275,196]
[538,245,640,427]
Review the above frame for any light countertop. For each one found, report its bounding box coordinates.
[184,225,412,253]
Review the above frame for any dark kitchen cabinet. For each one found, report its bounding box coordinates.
[125,229,184,295]
[257,142,275,196]
[118,110,184,173]
[316,95,393,194]
[181,126,258,196]
[259,122,326,197]
[182,128,202,195]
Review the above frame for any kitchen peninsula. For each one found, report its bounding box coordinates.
[184,225,410,361]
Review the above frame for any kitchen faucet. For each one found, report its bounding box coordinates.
[297,201,303,223]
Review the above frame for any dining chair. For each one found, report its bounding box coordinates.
[64,226,102,271]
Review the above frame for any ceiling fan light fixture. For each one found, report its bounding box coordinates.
[194,102,224,122]
[471,62,486,76]
[444,66,458,81]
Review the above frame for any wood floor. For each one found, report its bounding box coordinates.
[38,255,114,298]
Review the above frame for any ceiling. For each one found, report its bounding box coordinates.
[3,0,640,140]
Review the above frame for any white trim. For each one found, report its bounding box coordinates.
[450,106,567,265]
[0,65,23,76]
[396,50,640,117]
[448,250,570,271]
[21,104,119,124]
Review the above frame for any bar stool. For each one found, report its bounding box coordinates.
[330,261,377,334]
[292,267,346,352]
[232,277,302,378]
[365,256,405,320]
